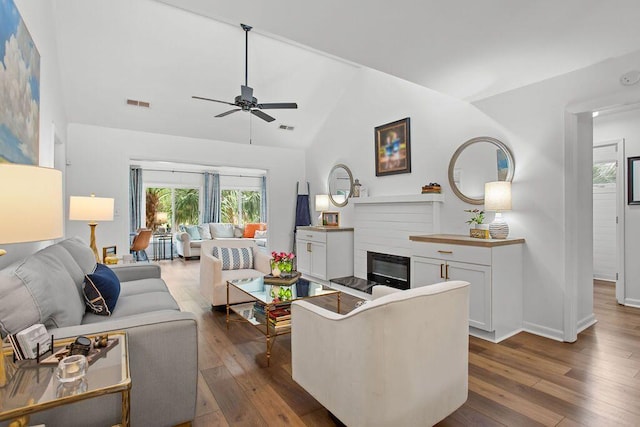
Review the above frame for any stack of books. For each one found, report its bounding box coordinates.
[253,301,267,324]
[268,307,291,332]
[421,183,441,194]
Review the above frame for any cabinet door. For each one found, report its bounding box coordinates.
[296,240,311,275]
[309,242,327,280]
[447,261,492,332]
[411,256,446,287]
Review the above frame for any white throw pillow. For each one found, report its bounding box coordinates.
[210,223,235,238]
[254,230,268,239]
[198,224,212,240]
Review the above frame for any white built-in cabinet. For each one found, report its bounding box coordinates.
[409,234,524,343]
[296,226,354,281]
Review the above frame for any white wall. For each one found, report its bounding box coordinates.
[594,108,640,305]
[475,49,640,340]
[65,124,305,257]
[305,67,513,234]
[0,0,68,269]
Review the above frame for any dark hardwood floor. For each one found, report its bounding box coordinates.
[159,260,640,427]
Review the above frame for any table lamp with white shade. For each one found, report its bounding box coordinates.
[485,181,512,239]
[315,194,330,223]
[0,165,63,257]
[69,194,114,262]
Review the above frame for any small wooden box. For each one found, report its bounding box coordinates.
[469,228,490,239]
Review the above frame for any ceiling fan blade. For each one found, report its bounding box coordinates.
[257,102,298,110]
[251,109,275,122]
[215,109,241,118]
[192,96,236,106]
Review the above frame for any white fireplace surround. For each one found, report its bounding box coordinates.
[352,194,443,279]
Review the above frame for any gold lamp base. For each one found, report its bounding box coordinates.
[88,222,100,263]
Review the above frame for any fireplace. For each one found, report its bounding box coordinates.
[367,251,410,290]
[332,251,410,294]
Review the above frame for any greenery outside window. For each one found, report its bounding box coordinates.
[221,190,261,225]
[146,187,200,230]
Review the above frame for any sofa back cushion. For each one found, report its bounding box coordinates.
[210,223,235,238]
[0,244,86,336]
[212,246,254,270]
[185,225,201,240]
[197,224,212,240]
[58,237,97,276]
[243,223,266,238]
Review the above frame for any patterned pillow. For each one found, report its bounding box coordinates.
[83,263,121,316]
[211,247,254,270]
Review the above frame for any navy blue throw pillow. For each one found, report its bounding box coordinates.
[83,263,121,316]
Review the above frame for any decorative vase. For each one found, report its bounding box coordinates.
[271,266,281,277]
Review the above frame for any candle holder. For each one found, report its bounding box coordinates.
[56,355,88,383]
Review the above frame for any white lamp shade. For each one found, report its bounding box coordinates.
[69,195,114,222]
[315,194,330,212]
[484,181,512,211]
[0,165,63,244]
[155,212,168,222]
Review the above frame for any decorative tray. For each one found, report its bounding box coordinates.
[39,338,119,366]
[263,271,301,285]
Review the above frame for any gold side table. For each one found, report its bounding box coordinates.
[1,332,131,426]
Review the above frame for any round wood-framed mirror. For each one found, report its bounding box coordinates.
[448,137,515,205]
[328,164,353,207]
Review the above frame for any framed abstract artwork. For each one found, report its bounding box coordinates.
[375,118,411,176]
[0,0,40,165]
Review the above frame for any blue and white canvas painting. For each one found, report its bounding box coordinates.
[0,0,40,165]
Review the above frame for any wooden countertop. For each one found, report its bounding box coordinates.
[409,234,525,247]
[297,226,355,232]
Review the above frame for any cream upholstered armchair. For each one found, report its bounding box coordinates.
[292,281,470,427]
[199,239,271,308]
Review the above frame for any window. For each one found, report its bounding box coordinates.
[221,190,261,225]
[146,187,200,230]
[593,162,616,185]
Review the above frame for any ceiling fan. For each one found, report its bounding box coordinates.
[192,24,298,123]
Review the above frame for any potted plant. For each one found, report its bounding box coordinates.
[270,251,295,277]
[464,209,488,230]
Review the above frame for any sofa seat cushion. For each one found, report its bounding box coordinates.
[189,240,203,249]
[82,290,179,324]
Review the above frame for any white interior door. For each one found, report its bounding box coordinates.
[593,139,625,303]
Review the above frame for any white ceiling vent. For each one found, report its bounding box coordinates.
[278,124,294,131]
[126,99,151,108]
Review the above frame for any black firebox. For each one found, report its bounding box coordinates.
[367,251,410,290]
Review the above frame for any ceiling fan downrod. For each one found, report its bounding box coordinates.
[241,23,252,87]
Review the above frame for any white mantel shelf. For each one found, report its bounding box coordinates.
[352,194,444,204]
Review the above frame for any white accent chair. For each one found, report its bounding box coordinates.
[199,239,271,307]
[291,281,470,427]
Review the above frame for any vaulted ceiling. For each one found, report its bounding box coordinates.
[53,0,640,148]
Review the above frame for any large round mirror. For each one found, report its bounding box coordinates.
[328,164,353,207]
[448,137,515,205]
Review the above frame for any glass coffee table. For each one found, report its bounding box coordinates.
[0,332,130,426]
[226,276,340,366]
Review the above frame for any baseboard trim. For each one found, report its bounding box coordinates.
[522,321,564,342]
[624,298,640,308]
[577,314,597,333]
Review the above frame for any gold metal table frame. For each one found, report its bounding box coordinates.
[1,331,131,427]
[226,276,340,366]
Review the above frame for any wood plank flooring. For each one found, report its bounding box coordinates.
[159,261,640,426]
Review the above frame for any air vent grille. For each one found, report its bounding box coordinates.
[279,124,294,131]
[126,99,151,108]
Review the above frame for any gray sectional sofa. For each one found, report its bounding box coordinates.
[0,237,197,427]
